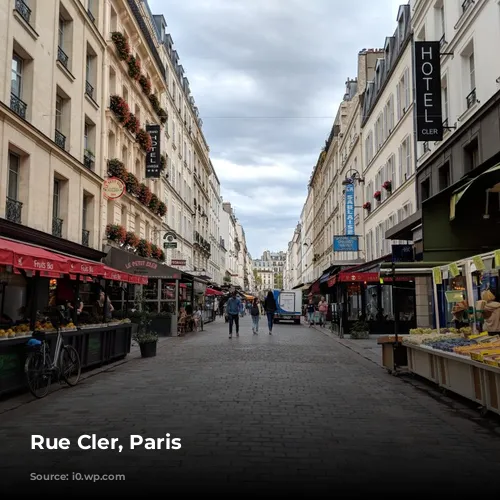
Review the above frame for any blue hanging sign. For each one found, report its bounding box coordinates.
[345,183,355,235]
[333,235,359,252]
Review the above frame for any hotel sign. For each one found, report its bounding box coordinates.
[414,41,443,142]
[145,124,161,178]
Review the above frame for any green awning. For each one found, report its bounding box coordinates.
[450,163,500,221]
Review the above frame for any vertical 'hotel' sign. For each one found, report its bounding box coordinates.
[345,182,355,235]
[414,41,443,142]
[145,124,161,178]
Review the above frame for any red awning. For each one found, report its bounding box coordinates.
[127,274,148,285]
[327,271,413,286]
[103,266,129,282]
[0,238,69,274]
[205,288,223,296]
[68,257,105,276]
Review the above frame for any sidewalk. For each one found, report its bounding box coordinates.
[308,321,384,366]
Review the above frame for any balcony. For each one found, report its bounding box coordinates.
[15,0,31,24]
[55,129,66,149]
[52,217,63,237]
[82,229,90,247]
[57,46,69,68]
[10,93,27,119]
[85,81,94,100]
[83,150,95,170]
[5,197,23,224]
[423,142,430,153]
[466,88,476,110]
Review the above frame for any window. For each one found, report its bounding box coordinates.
[57,8,72,69]
[11,54,23,98]
[85,45,97,100]
[469,52,475,91]
[8,153,20,201]
[441,76,449,123]
[439,162,450,190]
[53,180,60,219]
[387,154,396,188]
[55,95,63,132]
[464,139,479,174]
[421,178,431,202]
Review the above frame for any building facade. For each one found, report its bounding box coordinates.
[208,161,224,285]
[253,250,285,291]
[220,201,239,287]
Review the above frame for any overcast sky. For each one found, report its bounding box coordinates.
[150,0,403,259]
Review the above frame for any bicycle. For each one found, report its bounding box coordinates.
[24,308,82,398]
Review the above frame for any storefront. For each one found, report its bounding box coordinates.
[400,249,500,416]
[0,236,140,397]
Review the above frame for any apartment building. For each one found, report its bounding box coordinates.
[220,201,239,287]
[253,250,285,291]
[0,0,105,258]
[388,0,500,262]
[362,5,415,262]
[208,161,224,285]
[300,190,315,284]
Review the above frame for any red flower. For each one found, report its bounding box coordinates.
[125,231,140,248]
[110,95,130,125]
[106,224,126,243]
[126,113,140,135]
[138,183,152,206]
[363,202,371,210]
[111,32,130,60]
[127,54,141,80]
[157,201,167,217]
[382,180,392,191]
[373,191,382,199]
[139,74,152,95]
[136,128,152,152]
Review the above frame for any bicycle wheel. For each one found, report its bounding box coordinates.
[59,345,81,386]
[25,351,51,398]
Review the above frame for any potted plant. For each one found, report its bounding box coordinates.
[382,180,392,193]
[157,201,167,217]
[158,108,168,124]
[350,320,370,339]
[126,113,140,135]
[373,190,382,202]
[136,128,152,152]
[138,74,151,95]
[138,183,152,206]
[107,158,126,179]
[363,201,371,211]
[125,171,140,196]
[106,224,126,243]
[111,31,130,60]
[137,238,152,258]
[149,94,161,113]
[133,329,158,357]
[127,54,141,81]
[125,231,140,248]
[109,95,130,124]
[149,193,160,213]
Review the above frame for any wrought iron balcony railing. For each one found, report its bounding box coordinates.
[6,197,23,224]
[466,88,476,110]
[423,142,430,153]
[462,0,473,14]
[82,229,90,247]
[15,0,31,24]
[55,129,66,149]
[10,93,27,119]
[57,46,69,68]
[85,81,94,100]
[83,150,95,170]
[52,217,63,237]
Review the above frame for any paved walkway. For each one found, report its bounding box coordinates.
[1,315,499,494]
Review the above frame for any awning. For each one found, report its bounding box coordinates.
[68,257,105,276]
[206,288,224,296]
[450,163,500,220]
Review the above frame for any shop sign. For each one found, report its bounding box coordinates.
[345,182,355,235]
[103,177,125,200]
[333,235,359,252]
[414,41,443,142]
[125,260,158,270]
[171,259,186,267]
[391,244,413,263]
[495,249,500,268]
[145,124,161,178]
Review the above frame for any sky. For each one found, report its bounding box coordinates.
[150,0,404,259]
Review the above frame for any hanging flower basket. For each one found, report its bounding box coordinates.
[107,158,127,180]
[111,32,130,61]
[382,180,392,192]
[106,224,126,243]
[152,246,164,261]
[373,191,382,201]
[110,95,130,124]
[158,108,168,124]
[125,172,140,196]
[149,194,160,213]
[158,250,166,262]
[126,113,140,135]
[136,128,152,152]
[138,74,151,95]
[138,183,152,206]
[149,94,161,113]
[125,231,140,248]
[137,239,152,258]
[157,201,167,217]
[363,202,371,211]
[127,54,141,81]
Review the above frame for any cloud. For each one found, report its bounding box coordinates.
[150,0,402,259]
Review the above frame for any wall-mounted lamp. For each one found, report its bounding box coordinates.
[341,168,364,185]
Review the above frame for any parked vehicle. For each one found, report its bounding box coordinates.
[272,289,302,324]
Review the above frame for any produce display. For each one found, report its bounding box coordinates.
[0,318,131,340]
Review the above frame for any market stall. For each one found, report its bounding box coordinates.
[0,237,142,397]
[401,248,500,414]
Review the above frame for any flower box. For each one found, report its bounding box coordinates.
[382,180,392,191]
[363,202,371,210]
[373,191,382,200]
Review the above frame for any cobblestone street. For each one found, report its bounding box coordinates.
[1,316,499,494]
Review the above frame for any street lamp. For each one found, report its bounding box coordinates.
[341,168,365,186]
[303,237,312,247]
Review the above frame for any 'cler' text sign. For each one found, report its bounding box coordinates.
[414,41,443,142]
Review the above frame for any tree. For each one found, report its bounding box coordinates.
[253,269,262,286]
[275,273,283,289]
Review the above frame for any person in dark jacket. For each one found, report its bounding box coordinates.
[250,298,260,335]
[264,290,277,335]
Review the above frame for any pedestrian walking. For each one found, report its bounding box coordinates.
[306,299,315,326]
[264,290,277,335]
[318,296,328,327]
[250,298,260,334]
[226,291,241,339]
